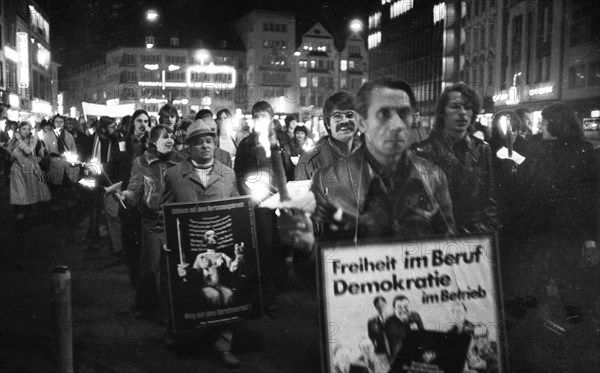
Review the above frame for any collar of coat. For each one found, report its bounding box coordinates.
[178,158,228,187]
[144,149,183,165]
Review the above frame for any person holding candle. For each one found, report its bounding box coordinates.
[7,121,51,229]
[90,116,126,257]
[412,82,498,234]
[234,101,290,311]
[117,124,185,319]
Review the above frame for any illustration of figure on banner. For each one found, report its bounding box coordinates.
[367,296,391,358]
[383,295,424,361]
[177,229,245,308]
[447,302,498,373]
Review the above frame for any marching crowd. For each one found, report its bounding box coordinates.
[0,77,599,370]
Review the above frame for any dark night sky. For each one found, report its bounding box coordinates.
[44,0,372,69]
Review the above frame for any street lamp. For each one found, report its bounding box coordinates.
[349,19,363,33]
[195,49,210,65]
[146,9,159,22]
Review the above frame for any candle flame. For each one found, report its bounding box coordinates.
[85,158,103,175]
[78,177,96,189]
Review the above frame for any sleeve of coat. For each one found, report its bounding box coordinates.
[481,143,499,232]
[431,165,456,234]
[123,156,144,207]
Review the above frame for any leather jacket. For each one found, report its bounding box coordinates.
[412,134,498,233]
[310,147,455,241]
[295,135,362,181]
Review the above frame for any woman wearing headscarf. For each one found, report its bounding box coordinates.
[7,121,51,228]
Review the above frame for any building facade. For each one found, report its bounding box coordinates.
[369,0,599,130]
[60,43,247,119]
[1,0,55,122]
[490,0,600,128]
[368,0,446,127]
[234,9,297,115]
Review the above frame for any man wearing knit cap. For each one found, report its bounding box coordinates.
[160,118,240,368]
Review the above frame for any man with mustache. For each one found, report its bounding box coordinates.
[295,92,362,181]
[280,78,455,253]
[412,83,497,233]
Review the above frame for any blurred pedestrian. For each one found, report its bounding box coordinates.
[90,116,125,256]
[119,109,150,284]
[216,109,237,158]
[509,103,599,308]
[413,82,498,233]
[291,125,310,156]
[6,121,51,229]
[234,101,290,310]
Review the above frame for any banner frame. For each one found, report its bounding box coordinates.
[317,232,507,373]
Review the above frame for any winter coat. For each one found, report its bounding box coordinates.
[311,147,456,241]
[515,138,599,241]
[123,149,186,222]
[412,134,498,233]
[162,159,239,205]
[8,135,51,205]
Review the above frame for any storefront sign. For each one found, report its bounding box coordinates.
[318,234,504,373]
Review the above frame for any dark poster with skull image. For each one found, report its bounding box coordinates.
[163,196,262,334]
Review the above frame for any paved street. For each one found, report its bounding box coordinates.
[0,183,599,372]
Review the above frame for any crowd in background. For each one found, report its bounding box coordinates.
[0,78,598,370]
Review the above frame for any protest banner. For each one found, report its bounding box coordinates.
[318,234,504,373]
[163,196,262,334]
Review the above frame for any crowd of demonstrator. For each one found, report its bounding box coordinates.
[0,78,598,370]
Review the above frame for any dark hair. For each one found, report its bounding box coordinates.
[541,103,583,140]
[293,125,308,136]
[356,77,416,119]
[195,109,213,121]
[251,101,274,119]
[180,118,193,132]
[284,114,297,129]
[373,296,386,307]
[392,295,409,308]
[130,109,149,134]
[323,92,356,133]
[18,121,31,129]
[158,103,179,124]
[148,124,172,145]
[216,108,232,120]
[98,116,116,133]
[51,114,66,127]
[431,82,481,136]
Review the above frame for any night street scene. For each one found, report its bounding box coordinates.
[1,0,599,372]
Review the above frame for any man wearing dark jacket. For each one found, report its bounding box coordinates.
[295,91,362,181]
[280,77,455,252]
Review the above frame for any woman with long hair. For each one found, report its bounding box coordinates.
[7,121,51,228]
[117,124,185,319]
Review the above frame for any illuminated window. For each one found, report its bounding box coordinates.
[310,60,316,68]
[340,60,347,71]
[312,77,319,87]
[391,0,414,19]
[300,77,307,87]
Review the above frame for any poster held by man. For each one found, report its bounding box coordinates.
[163,196,262,334]
[317,234,505,373]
